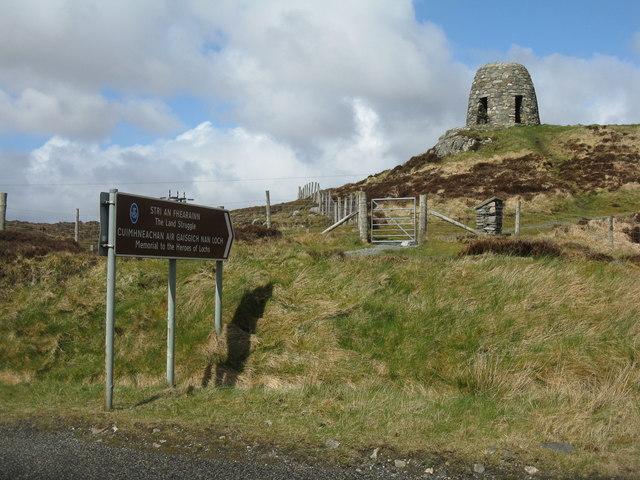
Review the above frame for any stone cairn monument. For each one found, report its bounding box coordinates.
[466,62,540,128]
[432,62,541,158]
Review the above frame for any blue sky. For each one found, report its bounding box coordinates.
[0,0,639,222]
[415,0,640,64]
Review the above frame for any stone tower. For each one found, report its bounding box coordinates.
[466,62,540,128]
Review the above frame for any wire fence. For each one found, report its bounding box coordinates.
[4,220,101,251]
[231,200,331,230]
[2,186,639,252]
[425,205,640,251]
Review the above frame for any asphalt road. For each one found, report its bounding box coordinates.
[0,424,482,480]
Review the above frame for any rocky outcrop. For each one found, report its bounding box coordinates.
[432,128,481,157]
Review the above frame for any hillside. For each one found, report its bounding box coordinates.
[2,235,640,477]
[334,124,640,206]
[2,124,640,479]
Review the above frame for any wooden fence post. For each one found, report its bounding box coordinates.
[0,192,6,231]
[265,190,272,228]
[515,199,521,235]
[609,216,615,248]
[418,194,427,244]
[358,191,368,243]
[75,208,80,242]
[347,192,356,225]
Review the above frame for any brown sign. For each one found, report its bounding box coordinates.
[113,192,234,260]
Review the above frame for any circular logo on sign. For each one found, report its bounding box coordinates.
[130,203,139,224]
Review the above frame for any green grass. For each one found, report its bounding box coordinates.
[1,225,640,478]
[549,188,640,217]
[455,124,639,161]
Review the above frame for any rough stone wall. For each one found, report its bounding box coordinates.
[466,63,540,128]
[475,198,504,234]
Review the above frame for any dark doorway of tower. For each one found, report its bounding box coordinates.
[515,95,523,124]
[477,97,488,124]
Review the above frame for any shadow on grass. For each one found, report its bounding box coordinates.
[132,394,163,408]
[201,283,273,388]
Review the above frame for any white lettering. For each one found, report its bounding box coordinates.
[176,233,199,243]
[172,209,201,221]
[135,240,159,250]
[177,220,196,231]
[117,227,165,241]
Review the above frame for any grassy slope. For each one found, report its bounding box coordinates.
[336,124,640,215]
[1,228,640,478]
[2,125,640,477]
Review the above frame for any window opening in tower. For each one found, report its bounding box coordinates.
[515,95,523,124]
[477,97,488,125]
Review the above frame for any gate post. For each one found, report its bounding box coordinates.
[609,216,615,249]
[358,191,368,243]
[0,193,7,231]
[75,208,80,242]
[418,194,427,244]
[265,190,272,228]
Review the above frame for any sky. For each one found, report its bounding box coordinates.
[1,0,639,222]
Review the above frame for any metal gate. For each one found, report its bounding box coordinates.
[371,197,416,243]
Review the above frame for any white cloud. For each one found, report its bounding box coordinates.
[3,118,368,222]
[0,0,207,94]
[314,98,392,174]
[0,0,473,222]
[0,86,182,139]
[0,0,468,148]
[0,0,205,139]
[196,0,469,152]
[3,93,412,221]
[0,87,113,139]
[1,1,640,223]
[507,46,640,125]
[119,99,184,136]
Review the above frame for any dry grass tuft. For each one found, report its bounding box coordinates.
[547,216,640,257]
[533,363,639,452]
[0,230,82,261]
[461,237,563,258]
[0,369,36,385]
[234,224,282,242]
[119,373,164,388]
[459,353,534,399]
[3,203,640,476]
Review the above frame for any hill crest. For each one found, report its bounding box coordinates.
[333,124,640,206]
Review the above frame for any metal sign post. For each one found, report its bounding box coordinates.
[215,260,223,335]
[100,190,234,410]
[104,189,117,411]
[167,258,177,387]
